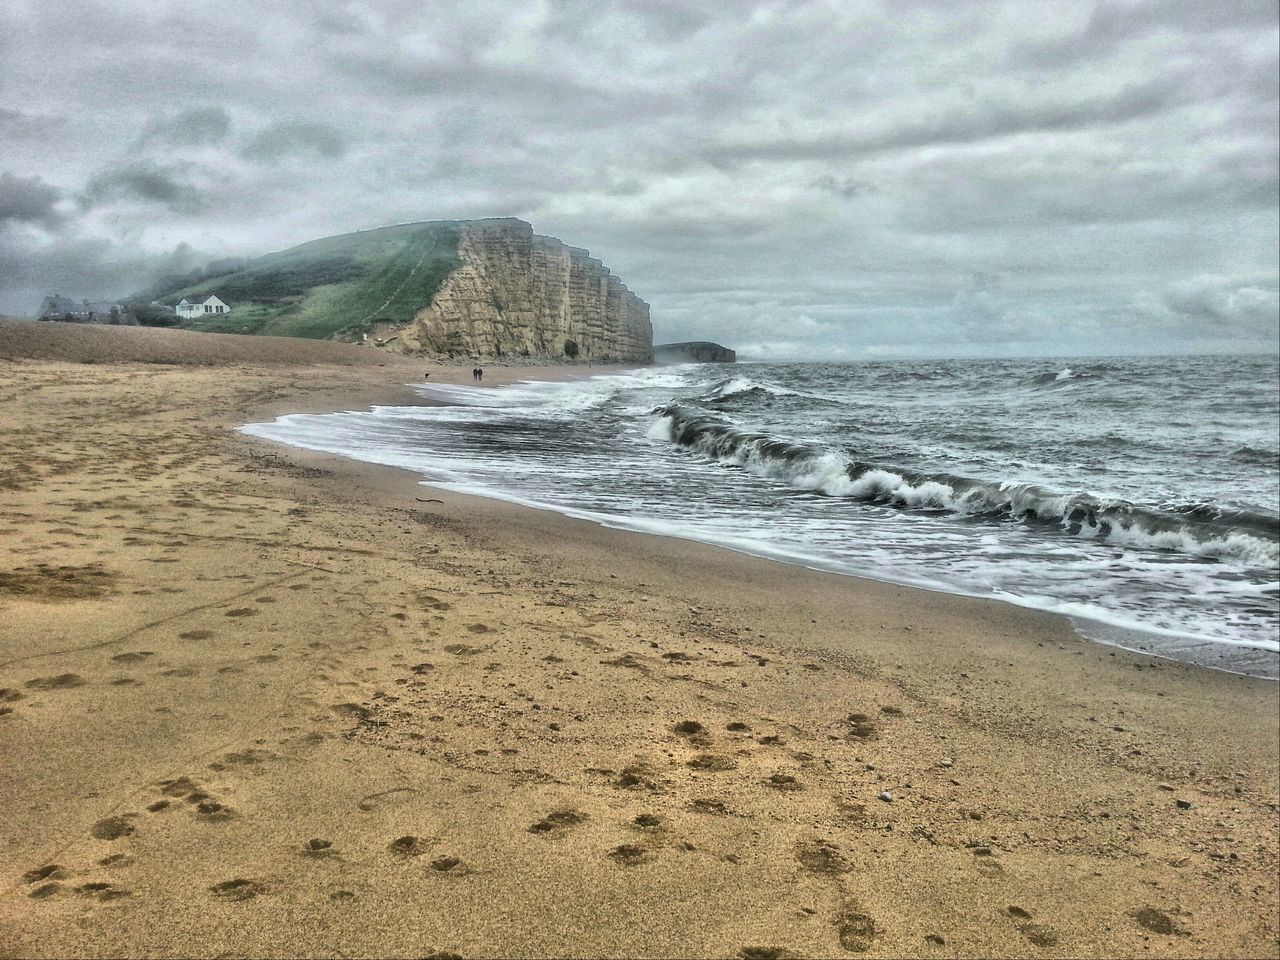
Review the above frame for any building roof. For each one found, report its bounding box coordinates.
[38,295,121,318]
[177,293,230,306]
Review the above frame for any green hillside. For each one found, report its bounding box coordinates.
[139,220,462,340]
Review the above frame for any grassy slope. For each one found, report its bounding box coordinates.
[144,221,462,340]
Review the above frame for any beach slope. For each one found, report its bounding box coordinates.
[1,321,1276,958]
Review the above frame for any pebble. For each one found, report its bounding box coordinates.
[878,790,893,803]
[939,758,954,768]
[1175,799,1193,810]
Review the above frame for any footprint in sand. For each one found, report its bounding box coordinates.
[608,844,650,866]
[689,798,729,815]
[687,753,737,772]
[443,644,481,656]
[765,773,803,791]
[616,765,660,791]
[528,810,588,834]
[74,881,130,902]
[210,878,264,901]
[845,713,877,740]
[89,816,135,840]
[23,864,69,884]
[1130,907,1183,937]
[388,836,429,858]
[179,629,214,640]
[332,703,372,723]
[796,839,851,875]
[971,847,1004,876]
[303,838,335,857]
[224,608,257,618]
[836,908,878,952]
[26,673,85,691]
[1020,924,1059,947]
[111,652,154,664]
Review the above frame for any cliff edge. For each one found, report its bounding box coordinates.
[393,219,651,363]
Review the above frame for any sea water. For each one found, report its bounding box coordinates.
[242,355,1280,678]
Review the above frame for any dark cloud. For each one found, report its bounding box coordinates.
[140,106,231,147]
[79,162,206,213]
[0,230,207,314]
[810,175,874,200]
[241,120,347,162]
[0,172,62,228]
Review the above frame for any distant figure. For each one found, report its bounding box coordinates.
[471,367,479,381]
[423,372,430,379]
[477,368,484,382]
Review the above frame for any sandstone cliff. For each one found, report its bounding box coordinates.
[653,341,737,364]
[394,219,652,363]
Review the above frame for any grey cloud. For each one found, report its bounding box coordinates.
[333,50,679,129]
[704,75,1191,165]
[79,162,206,214]
[810,175,874,200]
[0,231,209,314]
[241,121,347,162]
[1161,274,1280,336]
[0,172,62,228]
[141,107,231,147]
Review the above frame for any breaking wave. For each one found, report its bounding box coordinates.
[652,403,1280,567]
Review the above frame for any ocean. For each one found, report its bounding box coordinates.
[241,355,1280,679]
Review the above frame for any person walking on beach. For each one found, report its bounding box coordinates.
[477,368,483,382]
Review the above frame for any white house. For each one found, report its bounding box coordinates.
[175,294,231,319]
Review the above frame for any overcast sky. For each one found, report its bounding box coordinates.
[1,0,1276,358]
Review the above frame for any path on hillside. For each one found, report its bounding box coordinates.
[356,233,440,327]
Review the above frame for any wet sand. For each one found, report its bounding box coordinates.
[1,321,1277,958]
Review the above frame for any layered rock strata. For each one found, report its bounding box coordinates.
[397,219,652,363]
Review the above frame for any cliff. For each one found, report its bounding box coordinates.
[395,219,652,363]
[138,218,652,363]
[653,341,737,364]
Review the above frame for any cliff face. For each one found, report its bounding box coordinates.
[653,341,737,364]
[396,219,652,363]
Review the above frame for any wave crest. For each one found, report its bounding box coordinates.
[651,403,1280,567]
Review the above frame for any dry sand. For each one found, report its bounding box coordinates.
[1,320,1277,959]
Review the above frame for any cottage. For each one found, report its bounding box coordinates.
[37,295,122,322]
[175,294,231,319]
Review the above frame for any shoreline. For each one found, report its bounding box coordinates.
[243,371,1279,682]
[2,326,1277,958]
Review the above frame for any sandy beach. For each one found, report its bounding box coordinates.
[1,321,1277,959]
